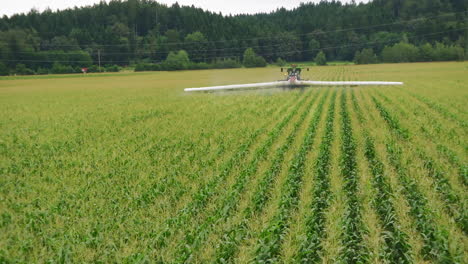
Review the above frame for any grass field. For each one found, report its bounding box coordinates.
[0,62,467,263]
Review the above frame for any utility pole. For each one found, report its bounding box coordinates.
[98,49,101,72]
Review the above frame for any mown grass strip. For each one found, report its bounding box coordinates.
[152,93,308,249]
[337,90,369,263]
[173,90,317,262]
[254,90,337,263]
[213,90,330,263]
[371,98,455,262]
[352,89,412,263]
[292,90,337,264]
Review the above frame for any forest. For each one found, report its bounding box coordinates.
[0,0,466,75]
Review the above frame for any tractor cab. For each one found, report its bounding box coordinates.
[281,65,309,81]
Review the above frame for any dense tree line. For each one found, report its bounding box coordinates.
[354,41,465,64]
[0,0,466,75]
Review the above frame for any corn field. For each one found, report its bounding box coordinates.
[0,62,466,263]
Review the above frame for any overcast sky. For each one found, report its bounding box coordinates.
[2,0,370,17]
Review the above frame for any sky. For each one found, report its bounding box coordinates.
[2,0,370,17]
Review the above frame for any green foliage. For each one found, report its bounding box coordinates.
[0,62,8,76]
[87,65,100,73]
[314,51,327,65]
[163,50,190,70]
[381,42,420,63]
[134,59,241,72]
[36,67,49,75]
[184,31,207,62]
[433,42,465,61]
[212,58,241,69]
[306,39,320,60]
[275,58,287,66]
[15,64,34,75]
[242,48,256,67]
[50,62,75,74]
[267,32,303,61]
[254,56,267,67]
[187,62,211,70]
[135,63,160,72]
[243,48,267,68]
[48,36,80,51]
[382,42,466,63]
[0,0,466,74]
[369,31,403,53]
[419,43,435,61]
[105,65,120,72]
[354,48,378,64]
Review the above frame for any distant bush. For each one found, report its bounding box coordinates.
[381,41,465,63]
[134,64,145,72]
[74,66,83,73]
[254,56,267,67]
[381,42,419,62]
[15,64,35,75]
[163,50,190,70]
[419,43,435,61]
[433,42,464,61]
[51,62,75,74]
[87,65,101,73]
[275,58,287,66]
[105,65,120,72]
[149,64,160,71]
[36,67,49,75]
[354,48,378,64]
[243,48,267,68]
[135,63,160,71]
[134,55,242,72]
[134,59,242,72]
[315,51,327,65]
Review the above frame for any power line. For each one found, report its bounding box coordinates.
[1,10,465,49]
[5,17,467,57]
[3,27,465,64]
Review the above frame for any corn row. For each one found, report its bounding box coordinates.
[292,90,338,263]
[214,90,329,263]
[254,90,337,263]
